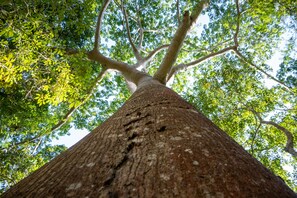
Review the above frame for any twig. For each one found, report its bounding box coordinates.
[233,49,293,92]
[13,68,108,148]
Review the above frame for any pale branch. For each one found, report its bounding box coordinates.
[13,68,108,148]
[134,44,170,68]
[233,49,293,91]
[153,0,209,84]
[231,1,292,92]
[176,0,181,24]
[250,108,297,157]
[143,29,164,33]
[138,28,144,50]
[121,1,142,61]
[136,7,144,50]
[94,0,111,50]
[91,0,151,89]
[189,0,209,27]
[167,45,236,81]
[88,50,148,85]
[31,137,42,155]
[91,0,149,85]
[206,38,234,52]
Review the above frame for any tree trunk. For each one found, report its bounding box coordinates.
[2,83,296,198]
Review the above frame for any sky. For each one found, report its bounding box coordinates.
[51,127,89,147]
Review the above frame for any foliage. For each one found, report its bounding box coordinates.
[0,0,297,193]
[278,57,297,88]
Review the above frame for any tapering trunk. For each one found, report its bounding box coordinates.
[2,83,296,198]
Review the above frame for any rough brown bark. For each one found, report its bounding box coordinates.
[2,83,296,197]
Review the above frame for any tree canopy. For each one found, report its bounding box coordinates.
[0,0,296,193]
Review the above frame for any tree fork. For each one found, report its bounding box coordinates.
[2,83,296,197]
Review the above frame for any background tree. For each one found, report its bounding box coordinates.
[0,0,296,194]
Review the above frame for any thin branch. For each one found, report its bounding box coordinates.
[51,68,108,131]
[233,49,293,92]
[250,123,261,155]
[168,45,236,81]
[136,5,144,50]
[176,0,181,25]
[232,0,292,93]
[154,0,209,84]
[13,68,108,148]
[138,28,144,50]
[234,0,240,47]
[31,137,42,155]
[143,29,164,33]
[207,38,234,52]
[121,0,142,61]
[134,44,170,68]
[250,108,297,157]
[261,120,297,157]
[94,0,111,50]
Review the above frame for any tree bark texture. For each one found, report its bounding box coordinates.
[2,83,296,198]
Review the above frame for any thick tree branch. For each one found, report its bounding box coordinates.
[168,45,236,81]
[88,50,148,85]
[94,0,111,50]
[233,49,293,91]
[153,0,209,84]
[250,109,297,157]
[91,1,148,85]
[167,0,238,81]
[121,1,142,61]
